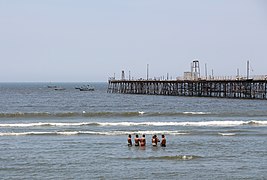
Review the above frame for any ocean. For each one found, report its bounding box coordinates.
[0,82,266,179]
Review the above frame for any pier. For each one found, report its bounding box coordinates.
[107,61,267,100]
[107,78,267,100]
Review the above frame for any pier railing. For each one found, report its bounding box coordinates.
[109,75,267,81]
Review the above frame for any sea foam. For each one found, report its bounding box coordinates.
[0,130,189,136]
[218,133,236,136]
[1,120,267,128]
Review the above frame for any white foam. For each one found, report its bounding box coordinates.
[98,121,267,127]
[138,111,145,115]
[218,133,236,136]
[0,131,83,136]
[183,112,210,115]
[0,130,189,136]
[80,130,188,136]
[56,131,79,135]
[0,122,92,127]
[1,120,267,128]
[181,155,194,160]
[0,131,53,136]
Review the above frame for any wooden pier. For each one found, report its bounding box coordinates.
[107,79,267,100]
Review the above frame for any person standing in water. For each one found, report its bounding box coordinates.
[134,134,140,146]
[127,134,132,147]
[161,134,166,147]
[140,134,146,147]
[152,135,160,147]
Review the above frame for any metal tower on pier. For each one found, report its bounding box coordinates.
[192,60,200,80]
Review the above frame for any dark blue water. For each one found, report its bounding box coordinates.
[0,83,267,179]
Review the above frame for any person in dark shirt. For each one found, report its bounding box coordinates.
[134,134,140,146]
[127,134,132,147]
[161,134,166,147]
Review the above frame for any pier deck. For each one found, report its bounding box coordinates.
[107,79,267,100]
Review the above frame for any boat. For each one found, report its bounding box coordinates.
[78,85,94,91]
[47,85,57,88]
[54,87,66,91]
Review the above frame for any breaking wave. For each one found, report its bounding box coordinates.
[0,130,188,136]
[218,133,236,136]
[183,112,210,115]
[0,122,99,127]
[1,120,267,128]
[123,155,201,161]
[148,155,201,160]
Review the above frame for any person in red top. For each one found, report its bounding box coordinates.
[127,134,132,147]
[140,134,146,146]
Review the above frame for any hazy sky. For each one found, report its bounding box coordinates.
[0,0,266,82]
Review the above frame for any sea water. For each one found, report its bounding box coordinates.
[0,82,266,179]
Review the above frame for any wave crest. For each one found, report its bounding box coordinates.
[0,130,188,136]
[125,155,201,161]
[1,120,267,128]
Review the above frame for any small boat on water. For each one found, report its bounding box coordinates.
[47,85,57,88]
[54,87,66,91]
[77,85,94,91]
[47,84,66,91]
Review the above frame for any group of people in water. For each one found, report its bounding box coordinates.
[127,134,166,147]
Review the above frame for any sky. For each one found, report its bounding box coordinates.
[0,0,267,82]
